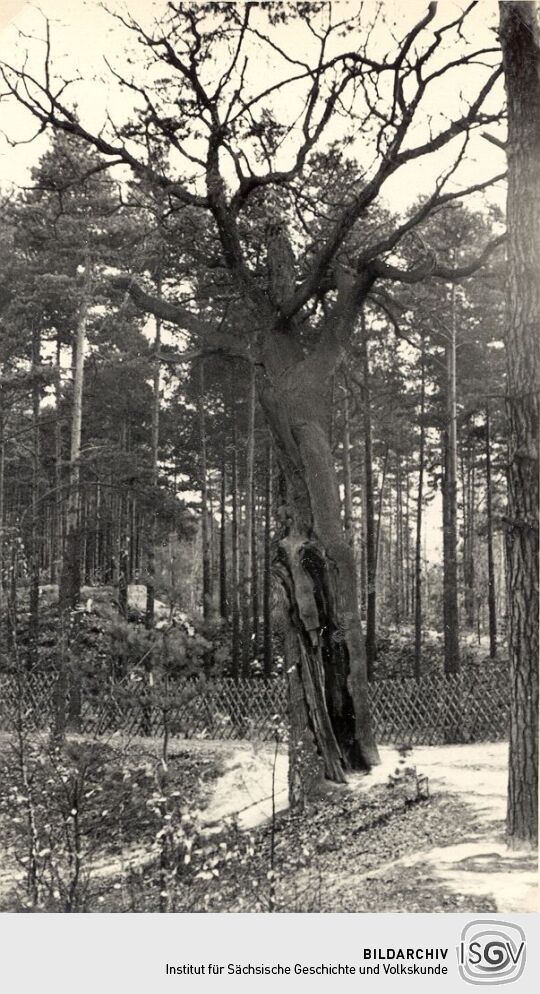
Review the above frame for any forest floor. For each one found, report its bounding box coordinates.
[345,743,537,914]
[187,739,537,913]
[0,734,536,913]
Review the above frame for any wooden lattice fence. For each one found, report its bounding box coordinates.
[0,668,509,745]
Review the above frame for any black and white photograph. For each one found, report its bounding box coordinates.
[0,0,537,943]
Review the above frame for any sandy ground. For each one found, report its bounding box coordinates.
[202,740,537,913]
[201,741,289,830]
[382,743,538,914]
[1,735,536,913]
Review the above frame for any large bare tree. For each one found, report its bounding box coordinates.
[1,1,505,793]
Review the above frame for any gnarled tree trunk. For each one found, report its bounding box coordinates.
[261,333,379,789]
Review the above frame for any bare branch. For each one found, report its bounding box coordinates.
[0,33,208,208]
[111,276,211,336]
[283,49,502,316]
[483,131,507,150]
[372,233,506,284]
[358,169,507,268]
[110,276,252,362]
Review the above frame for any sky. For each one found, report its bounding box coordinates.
[0,1,508,561]
[0,0,506,199]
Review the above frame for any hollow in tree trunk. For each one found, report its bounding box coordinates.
[260,329,380,788]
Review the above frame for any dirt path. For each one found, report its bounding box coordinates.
[1,738,536,913]
[346,743,538,913]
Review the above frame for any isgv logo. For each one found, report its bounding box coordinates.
[457,920,526,986]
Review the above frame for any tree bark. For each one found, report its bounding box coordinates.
[414,337,426,679]
[8,538,18,652]
[342,384,355,549]
[394,456,403,630]
[442,282,460,675]
[230,378,241,678]
[28,326,41,670]
[50,336,63,586]
[251,466,260,657]
[198,360,213,621]
[500,0,539,847]
[56,268,90,740]
[241,366,255,675]
[485,405,498,658]
[375,443,389,573]
[263,437,273,678]
[0,413,4,617]
[146,305,161,628]
[404,468,411,619]
[463,428,477,630]
[118,497,129,620]
[260,325,380,778]
[359,314,377,679]
[219,449,228,620]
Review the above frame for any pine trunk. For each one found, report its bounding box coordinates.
[414,342,426,679]
[146,308,161,629]
[404,469,411,619]
[463,432,477,630]
[485,406,498,658]
[230,382,241,678]
[263,438,273,679]
[241,368,255,675]
[55,270,90,740]
[251,471,260,656]
[198,361,213,621]
[342,385,354,548]
[375,444,389,572]
[52,337,64,586]
[0,414,4,617]
[360,316,377,679]
[118,495,129,620]
[28,326,41,670]
[395,457,402,630]
[442,283,460,676]
[500,0,539,847]
[219,450,228,620]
